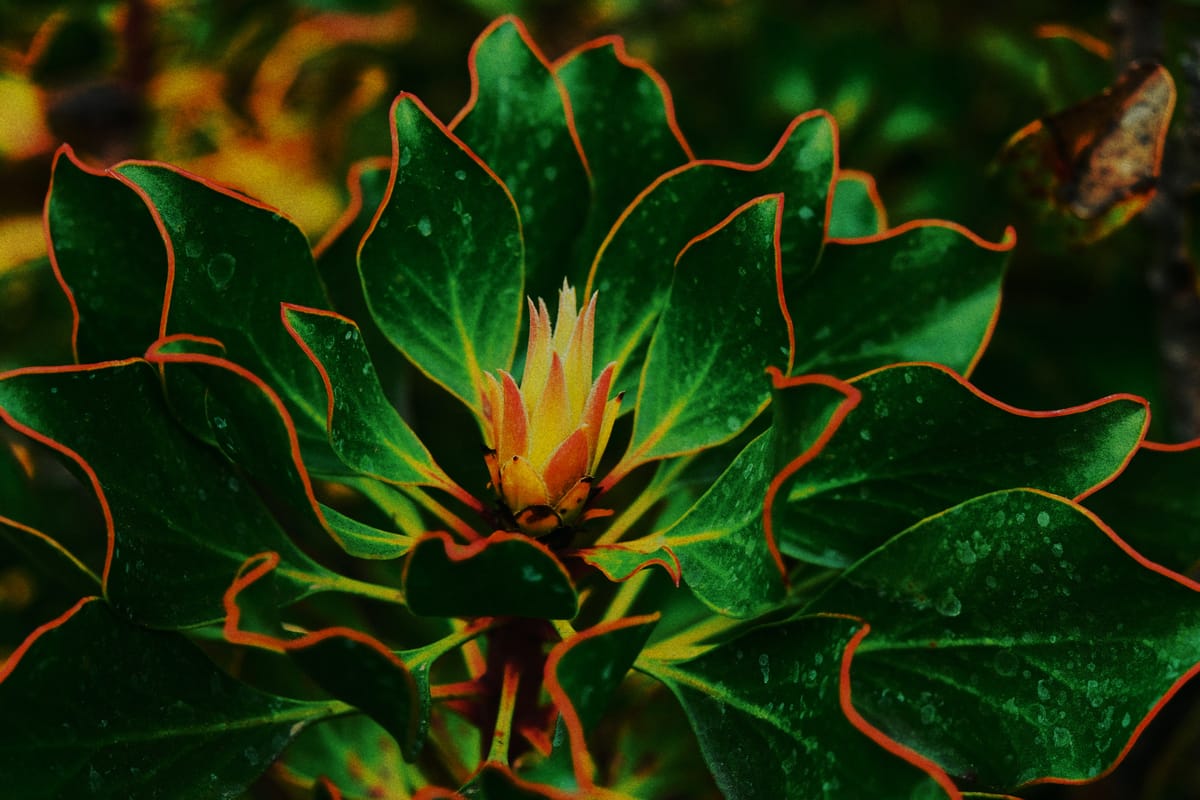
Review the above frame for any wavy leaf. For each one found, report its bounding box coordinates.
[451,17,590,301]
[790,222,1014,378]
[772,363,1147,567]
[0,598,339,799]
[641,614,955,800]
[806,489,1200,789]
[359,94,524,415]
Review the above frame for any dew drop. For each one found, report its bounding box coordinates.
[206,252,237,289]
[1037,511,1051,527]
[935,588,961,617]
[399,146,412,166]
[759,653,770,684]
[417,216,433,237]
[454,169,467,181]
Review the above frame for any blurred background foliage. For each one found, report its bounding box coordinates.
[1,1,1199,797]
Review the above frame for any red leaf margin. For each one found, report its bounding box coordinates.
[845,359,1152,503]
[762,367,864,581]
[448,15,592,180]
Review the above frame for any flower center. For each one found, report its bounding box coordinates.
[481,282,621,535]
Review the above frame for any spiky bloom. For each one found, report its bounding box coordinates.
[481,282,621,535]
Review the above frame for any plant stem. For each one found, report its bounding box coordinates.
[486,661,520,764]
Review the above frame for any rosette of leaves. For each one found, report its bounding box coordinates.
[1,15,1198,800]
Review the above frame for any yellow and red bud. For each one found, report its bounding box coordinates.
[481,282,621,535]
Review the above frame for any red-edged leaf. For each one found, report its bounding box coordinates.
[451,16,590,302]
[0,360,334,627]
[570,541,680,585]
[640,614,958,799]
[359,94,524,416]
[403,532,577,619]
[544,614,660,789]
[0,597,340,798]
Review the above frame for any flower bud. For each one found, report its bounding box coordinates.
[481,282,621,535]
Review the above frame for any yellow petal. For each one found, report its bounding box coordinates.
[552,280,578,354]
[528,353,572,469]
[521,297,553,400]
[500,455,549,510]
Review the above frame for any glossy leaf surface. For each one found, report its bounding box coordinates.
[662,433,784,618]
[0,361,331,627]
[1085,443,1200,575]
[586,113,835,385]
[828,171,886,238]
[147,342,413,561]
[46,147,165,361]
[554,38,692,278]
[359,95,523,415]
[789,223,1012,378]
[773,363,1147,566]
[642,614,953,800]
[283,305,444,486]
[452,18,589,301]
[625,195,789,467]
[113,162,334,463]
[807,489,1200,789]
[0,598,338,799]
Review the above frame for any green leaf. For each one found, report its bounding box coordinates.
[789,222,1014,378]
[289,635,422,761]
[224,552,427,761]
[0,361,332,627]
[570,541,680,585]
[622,194,790,468]
[641,614,954,800]
[828,170,886,238]
[585,112,835,388]
[46,146,166,361]
[451,17,590,301]
[0,598,340,799]
[554,37,692,278]
[315,159,392,328]
[359,94,524,416]
[806,489,1200,789]
[549,614,659,734]
[146,341,416,562]
[282,305,445,487]
[1085,442,1200,575]
[112,161,335,468]
[403,532,577,619]
[278,715,407,799]
[772,363,1148,567]
[0,514,101,595]
[545,614,659,787]
[662,433,785,618]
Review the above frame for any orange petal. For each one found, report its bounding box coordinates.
[515,505,561,536]
[553,476,593,525]
[542,428,590,503]
[484,448,500,491]
[581,362,615,467]
[498,370,528,464]
[500,455,549,511]
[481,372,503,448]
